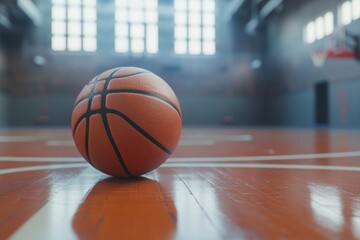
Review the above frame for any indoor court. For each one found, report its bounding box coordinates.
[1,0,360,240]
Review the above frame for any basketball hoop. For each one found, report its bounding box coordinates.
[310,50,328,68]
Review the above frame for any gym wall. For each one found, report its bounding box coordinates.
[265,0,360,127]
[2,0,266,126]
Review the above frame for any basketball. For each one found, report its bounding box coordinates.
[71,67,182,177]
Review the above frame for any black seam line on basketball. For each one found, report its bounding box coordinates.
[73,71,149,107]
[76,89,181,117]
[72,75,100,137]
[85,71,149,86]
[72,68,125,135]
[74,75,100,108]
[72,114,96,168]
[73,109,174,156]
[101,68,134,177]
[86,74,99,88]
[106,109,173,155]
[84,74,101,167]
[107,90,182,117]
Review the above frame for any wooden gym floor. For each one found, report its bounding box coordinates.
[1,127,360,240]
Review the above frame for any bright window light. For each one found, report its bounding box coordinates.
[189,12,201,25]
[52,0,65,4]
[315,16,324,40]
[68,0,81,6]
[203,0,215,12]
[68,22,81,36]
[52,36,66,51]
[84,0,96,7]
[68,6,81,20]
[175,40,187,54]
[203,27,215,39]
[304,11,334,44]
[174,0,216,55]
[51,0,97,52]
[129,10,143,23]
[131,24,145,38]
[353,0,360,19]
[189,40,201,55]
[115,10,128,22]
[189,27,201,39]
[174,0,187,11]
[114,0,158,54]
[52,6,66,20]
[146,11,158,23]
[175,26,187,39]
[83,37,97,52]
[146,0,158,9]
[147,25,158,53]
[83,22,97,36]
[175,12,187,25]
[115,38,129,53]
[129,0,143,9]
[51,21,66,35]
[115,0,127,8]
[83,7,97,21]
[340,1,352,25]
[68,37,81,51]
[203,41,215,55]
[203,13,215,25]
[324,12,334,36]
[115,24,128,37]
[189,0,201,11]
[305,21,316,44]
[131,39,145,53]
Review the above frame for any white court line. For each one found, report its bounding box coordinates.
[46,140,217,147]
[46,140,75,147]
[178,140,216,146]
[2,151,360,163]
[169,151,360,162]
[9,167,94,240]
[0,156,84,162]
[0,136,47,143]
[163,163,360,171]
[46,135,253,147]
[1,163,360,178]
[182,134,253,141]
[46,138,251,147]
[0,163,87,175]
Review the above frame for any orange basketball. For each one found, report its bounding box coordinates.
[71,67,182,177]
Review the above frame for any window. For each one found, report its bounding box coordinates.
[339,0,360,25]
[338,0,360,25]
[114,0,158,54]
[304,11,333,44]
[353,0,360,20]
[51,0,97,52]
[339,1,352,25]
[174,0,216,55]
[324,12,334,36]
[305,21,316,44]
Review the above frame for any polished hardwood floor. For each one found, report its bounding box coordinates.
[1,128,360,239]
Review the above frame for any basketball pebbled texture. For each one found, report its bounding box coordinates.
[71,67,182,177]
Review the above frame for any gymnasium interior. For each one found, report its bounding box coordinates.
[1,0,360,239]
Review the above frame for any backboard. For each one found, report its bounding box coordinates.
[310,27,360,68]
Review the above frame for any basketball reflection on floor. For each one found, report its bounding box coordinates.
[72,176,177,239]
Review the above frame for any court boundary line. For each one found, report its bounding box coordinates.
[2,163,360,176]
[0,163,87,175]
[1,151,360,162]
[163,163,360,171]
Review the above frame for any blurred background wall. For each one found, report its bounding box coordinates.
[0,0,359,127]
